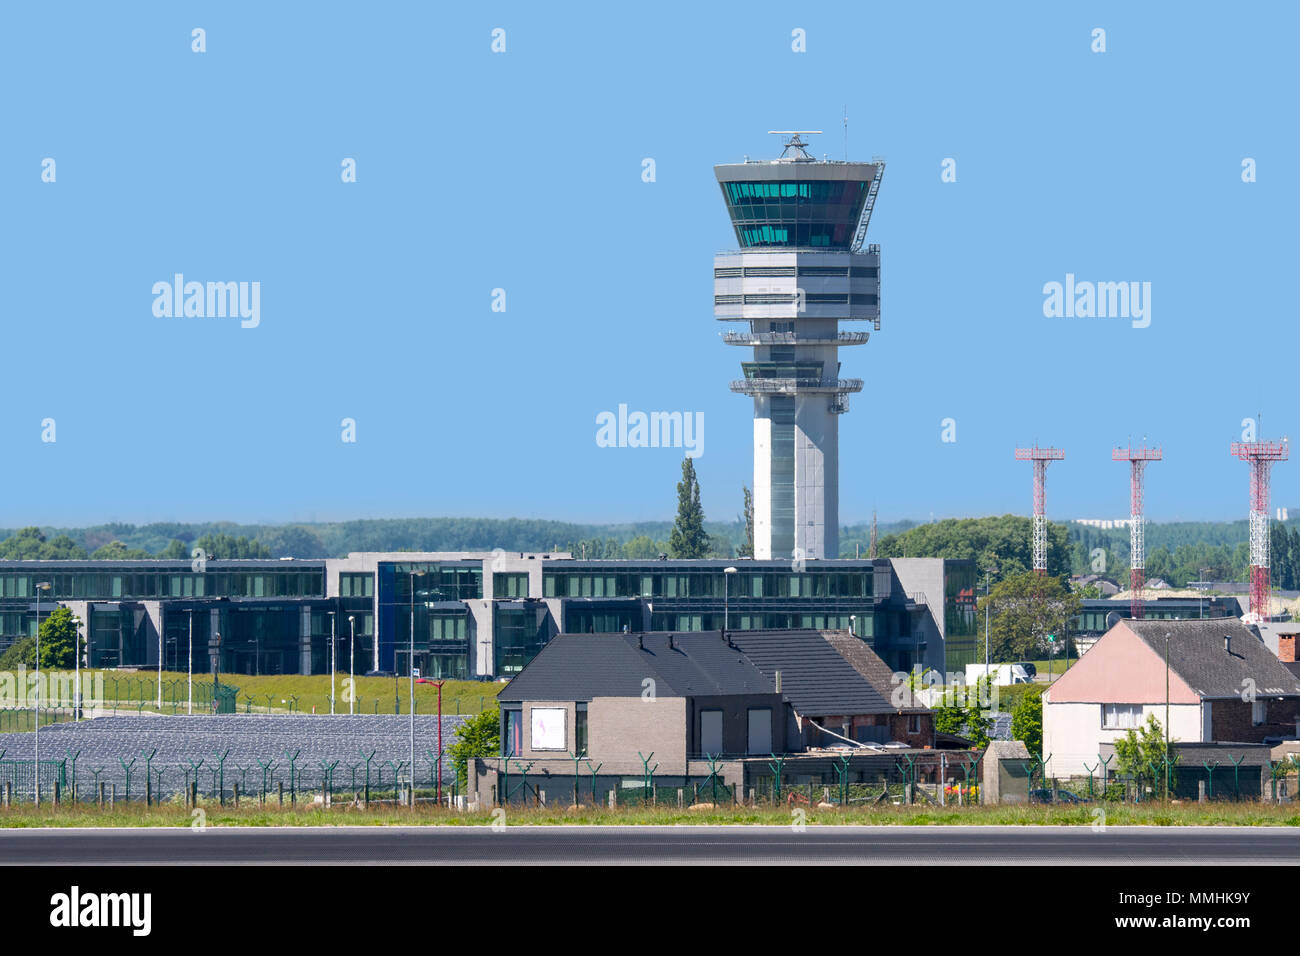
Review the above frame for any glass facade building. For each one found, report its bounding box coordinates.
[0,553,971,678]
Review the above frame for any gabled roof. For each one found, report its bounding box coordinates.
[727,629,894,716]
[496,632,774,703]
[1125,619,1300,699]
[822,630,926,713]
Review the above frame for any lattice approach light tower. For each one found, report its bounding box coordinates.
[715,132,884,560]
[1231,436,1289,623]
[1015,446,1066,573]
[1112,444,1162,619]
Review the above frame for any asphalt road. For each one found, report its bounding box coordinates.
[4,824,1300,864]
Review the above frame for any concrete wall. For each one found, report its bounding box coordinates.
[1044,700,1203,777]
[589,696,687,774]
[889,558,947,670]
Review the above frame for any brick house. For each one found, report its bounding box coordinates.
[729,629,934,749]
[1044,618,1300,777]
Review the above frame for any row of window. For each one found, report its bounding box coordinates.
[0,570,325,600]
[716,293,877,306]
[714,266,878,278]
[650,612,871,636]
[736,225,854,248]
[723,181,866,203]
[542,570,873,600]
[338,573,375,598]
[493,573,530,599]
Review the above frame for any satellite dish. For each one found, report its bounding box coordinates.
[1106,611,1122,630]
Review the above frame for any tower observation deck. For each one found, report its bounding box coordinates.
[715,132,884,560]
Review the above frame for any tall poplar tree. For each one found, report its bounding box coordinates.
[669,459,709,559]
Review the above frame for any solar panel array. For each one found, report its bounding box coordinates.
[0,714,474,801]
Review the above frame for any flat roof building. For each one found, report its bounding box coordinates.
[0,553,976,679]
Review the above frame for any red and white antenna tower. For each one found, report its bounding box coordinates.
[1112,444,1162,619]
[1015,446,1066,573]
[1230,435,1289,623]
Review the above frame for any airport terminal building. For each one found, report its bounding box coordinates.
[0,553,976,680]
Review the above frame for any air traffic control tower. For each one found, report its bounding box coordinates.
[715,132,883,561]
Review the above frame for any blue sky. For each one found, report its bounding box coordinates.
[1,2,1296,528]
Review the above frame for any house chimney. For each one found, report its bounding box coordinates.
[1281,633,1298,664]
[668,634,675,651]
[1225,634,1232,655]
[637,634,644,651]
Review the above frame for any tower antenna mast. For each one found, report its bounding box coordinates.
[1112,443,1162,619]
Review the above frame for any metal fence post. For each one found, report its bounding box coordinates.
[768,754,787,804]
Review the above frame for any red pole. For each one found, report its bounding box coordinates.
[434,680,445,803]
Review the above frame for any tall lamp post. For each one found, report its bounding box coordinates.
[432,679,446,803]
[723,567,737,636]
[409,569,426,799]
[72,615,82,722]
[33,581,51,806]
[347,614,356,716]
[156,614,163,710]
[187,608,194,715]
[328,610,337,715]
[983,568,996,679]
[1164,630,1171,800]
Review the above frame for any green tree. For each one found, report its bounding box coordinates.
[1114,713,1173,797]
[158,538,190,559]
[90,540,151,560]
[621,534,665,559]
[737,485,754,559]
[0,527,88,560]
[1010,685,1044,757]
[933,680,992,748]
[669,458,708,559]
[976,571,1081,662]
[0,637,35,669]
[448,706,500,789]
[38,606,79,669]
[876,515,1071,580]
[192,533,271,559]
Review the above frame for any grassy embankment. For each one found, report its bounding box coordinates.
[0,672,499,729]
[2,800,1300,828]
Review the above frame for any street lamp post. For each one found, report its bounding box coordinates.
[723,567,737,636]
[73,615,82,722]
[409,569,427,802]
[33,581,51,806]
[984,570,994,679]
[348,614,356,716]
[328,610,337,715]
[156,614,163,710]
[187,609,194,716]
[1165,631,1171,800]
[433,679,446,803]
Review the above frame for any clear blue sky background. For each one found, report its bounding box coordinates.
[1,2,1295,528]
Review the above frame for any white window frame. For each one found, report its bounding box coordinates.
[529,707,567,751]
[1101,703,1143,730]
[1252,700,1267,726]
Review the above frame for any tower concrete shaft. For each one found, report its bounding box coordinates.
[715,134,884,560]
[1015,446,1065,573]
[1112,445,1161,619]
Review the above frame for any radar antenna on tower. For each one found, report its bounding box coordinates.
[767,131,822,161]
